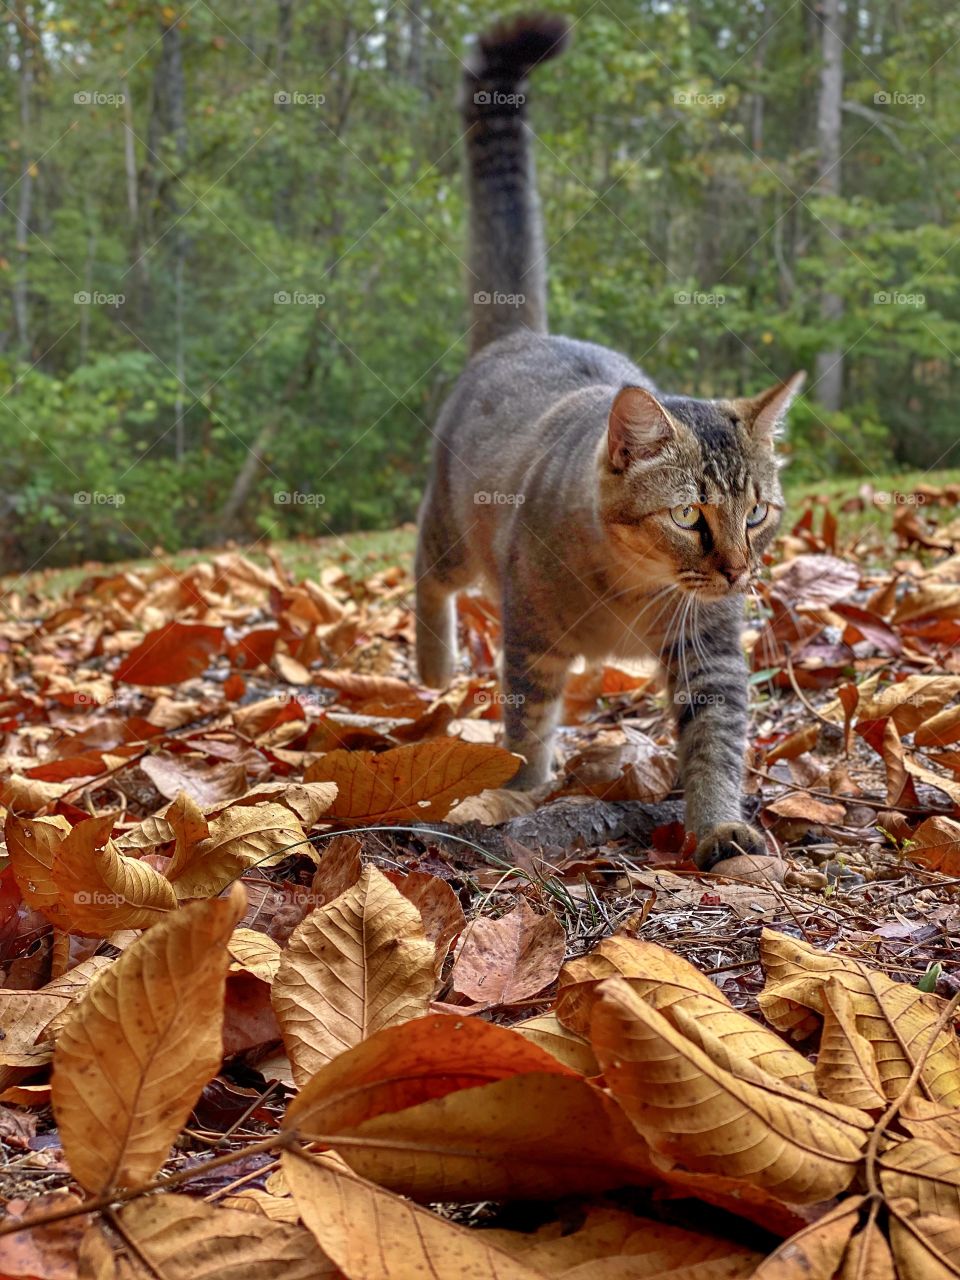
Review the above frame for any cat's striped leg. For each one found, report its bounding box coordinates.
[665,603,766,869]
[501,642,571,789]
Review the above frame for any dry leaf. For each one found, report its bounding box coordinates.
[284,1149,549,1279]
[304,739,520,821]
[140,752,248,805]
[590,977,870,1203]
[751,1197,864,1277]
[384,869,466,971]
[102,1192,335,1277]
[814,976,887,1111]
[451,900,565,1006]
[115,621,225,685]
[272,865,436,1084]
[51,884,246,1193]
[556,935,816,1092]
[513,1013,600,1075]
[166,801,305,899]
[283,1014,655,1200]
[228,927,283,982]
[908,816,960,873]
[759,929,960,1105]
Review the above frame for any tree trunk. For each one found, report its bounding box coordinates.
[13,0,34,357]
[813,0,844,412]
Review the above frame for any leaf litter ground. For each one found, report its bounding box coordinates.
[2,482,960,1275]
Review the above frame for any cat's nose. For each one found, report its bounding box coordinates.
[720,563,748,586]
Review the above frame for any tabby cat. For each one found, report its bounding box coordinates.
[415,13,804,869]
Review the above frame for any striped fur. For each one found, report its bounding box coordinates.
[416,14,804,869]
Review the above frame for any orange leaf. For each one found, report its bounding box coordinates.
[116,621,225,685]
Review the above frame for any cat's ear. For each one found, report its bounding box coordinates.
[607,386,675,471]
[736,372,806,445]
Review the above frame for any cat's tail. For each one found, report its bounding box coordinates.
[463,13,570,354]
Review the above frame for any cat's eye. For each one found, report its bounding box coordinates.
[746,502,768,527]
[670,505,700,529]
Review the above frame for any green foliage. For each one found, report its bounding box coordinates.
[1,0,958,567]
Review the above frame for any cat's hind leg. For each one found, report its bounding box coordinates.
[415,494,473,688]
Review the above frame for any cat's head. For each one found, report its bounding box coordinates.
[598,374,804,600]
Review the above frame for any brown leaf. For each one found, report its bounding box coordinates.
[858,675,960,736]
[916,705,960,749]
[51,885,246,1194]
[759,929,960,1105]
[140,752,248,805]
[590,978,870,1203]
[770,554,860,609]
[272,865,436,1084]
[304,739,520,822]
[512,1013,600,1075]
[166,802,305,899]
[46,814,178,936]
[450,900,565,1006]
[556,935,816,1092]
[384,869,466,971]
[765,792,845,823]
[561,737,675,803]
[888,1199,960,1279]
[5,813,75,929]
[909,816,960,874]
[0,1192,92,1280]
[283,1015,655,1200]
[102,1192,336,1277]
[283,1150,549,1279]
[227,927,283,982]
[115,621,225,685]
[813,977,887,1111]
[751,1198,864,1277]
[309,833,363,904]
[766,724,820,763]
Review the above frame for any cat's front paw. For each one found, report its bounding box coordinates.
[694,821,767,871]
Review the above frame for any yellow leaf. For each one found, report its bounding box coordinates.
[51,885,245,1194]
[590,978,870,1204]
[228,927,282,982]
[283,1148,550,1278]
[857,674,960,735]
[95,1192,336,1277]
[840,1219,897,1280]
[512,1013,599,1075]
[888,1198,960,1279]
[304,739,520,822]
[486,1204,760,1276]
[751,1198,864,1277]
[760,929,960,1105]
[814,976,887,1110]
[557,935,816,1092]
[272,865,435,1084]
[166,801,305,898]
[880,1139,960,1220]
[5,812,74,928]
[43,814,177,935]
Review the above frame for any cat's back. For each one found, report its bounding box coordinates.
[434,331,655,465]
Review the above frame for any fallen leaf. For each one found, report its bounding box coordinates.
[383,869,466,971]
[51,884,246,1193]
[450,900,565,1006]
[283,1150,549,1279]
[304,739,521,822]
[115,621,225,685]
[272,865,436,1083]
[590,977,870,1203]
[909,816,960,874]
